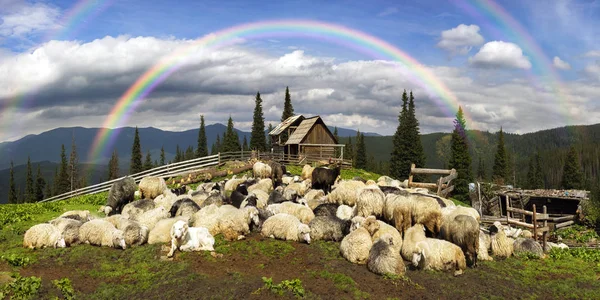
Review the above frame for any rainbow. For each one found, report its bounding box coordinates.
[88,19,478,162]
[452,0,573,127]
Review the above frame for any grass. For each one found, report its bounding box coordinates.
[308,269,370,299]
[212,234,296,259]
[286,164,383,182]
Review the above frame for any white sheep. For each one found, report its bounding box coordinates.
[282,176,295,185]
[138,176,168,200]
[439,214,479,267]
[441,206,481,223]
[248,178,273,194]
[392,195,442,237]
[301,164,314,180]
[304,189,326,210]
[327,180,366,206]
[105,215,149,246]
[167,220,215,257]
[340,216,380,264]
[383,193,411,223]
[372,220,403,252]
[153,191,179,211]
[489,222,514,259]
[121,199,156,221]
[376,176,394,186]
[224,177,247,192]
[240,190,269,209]
[192,204,221,233]
[355,185,385,218]
[336,205,354,221]
[23,224,66,249]
[478,230,493,261]
[79,219,126,249]
[148,216,191,244]
[285,181,310,197]
[367,234,406,276]
[260,213,311,243]
[253,162,272,179]
[267,202,315,224]
[59,210,94,222]
[48,217,82,246]
[404,224,467,276]
[214,206,260,241]
[138,206,169,231]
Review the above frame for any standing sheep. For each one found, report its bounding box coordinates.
[308,216,352,242]
[367,234,406,276]
[383,192,411,223]
[253,162,272,179]
[48,217,82,246]
[339,216,380,264]
[327,180,366,206]
[439,214,479,267]
[488,222,514,259]
[102,177,137,216]
[167,220,215,257]
[138,176,168,200]
[269,161,284,188]
[355,185,385,218]
[261,213,311,243]
[79,219,126,249]
[23,224,66,249]
[311,166,341,194]
[301,164,315,180]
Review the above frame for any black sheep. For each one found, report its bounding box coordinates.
[171,185,187,196]
[236,184,249,196]
[311,165,341,194]
[379,186,411,196]
[313,203,340,217]
[169,198,200,217]
[241,194,258,208]
[104,176,137,216]
[267,187,287,204]
[230,190,247,208]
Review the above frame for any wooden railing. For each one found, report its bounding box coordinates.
[505,197,549,249]
[408,164,457,197]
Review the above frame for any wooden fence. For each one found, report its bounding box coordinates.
[408,164,457,197]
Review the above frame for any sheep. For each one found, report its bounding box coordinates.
[148,216,191,244]
[261,213,311,243]
[352,176,367,183]
[439,214,480,267]
[513,238,544,258]
[308,216,352,242]
[383,192,411,223]
[403,224,466,276]
[311,165,341,194]
[167,220,215,257]
[59,210,94,222]
[268,186,287,204]
[367,234,406,276]
[304,189,325,209]
[301,164,315,180]
[267,202,315,224]
[248,179,273,194]
[377,176,394,186]
[138,206,169,231]
[224,177,247,192]
[168,198,201,218]
[171,185,187,196]
[327,180,366,206]
[245,190,268,209]
[121,199,156,221]
[372,221,403,252]
[392,195,442,237]
[215,206,260,241]
[488,222,514,259]
[544,242,569,252]
[23,223,66,249]
[253,162,272,180]
[48,217,82,246]
[138,176,168,200]
[153,191,179,211]
[355,185,385,218]
[313,203,339,217]
[191,204,220,232]
[105,215,149,247]
[269,161,284,188]
[441,206,481,223]
[521,230,533,239]
[101,177,137,216]
[478,230,494,261]
[79,219,126,249]
[285,182,309,199]
[336,205,354,221]
[340,216,380,264]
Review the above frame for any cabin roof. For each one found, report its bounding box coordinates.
[497,189,590,201]
[269,115,304,136]
[285,116,321,145]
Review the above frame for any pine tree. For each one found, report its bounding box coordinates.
[130,127,143,174]
[25,156,34,203]
[8,161,17,204]
[534,153,544,188]
[406,91,426,180]
[506,150,515,186]
[69,135,79,191]
[108,150,120,180]
[144,151,153,171]
[355,131,367,169]
[44,179,52,199]
[34,165,46,202]
[250,92,267,151]
[526,155,535,188]
[223,116,241,152]
[175,145,182,162]
[212,135,221,155]
[266,123,273,151]
[186,146,195,160]
[281,86,294,122]
[492,128,508,184]
[57,144,70,195]
[561,146,583,189]
[242,136,249,151]
[477,157,486,181]
[153,160,158,168]
[196,115,208,158]
[344,137,354,162]
[389,90,409,180]
[449,106,473,202]
[333,127,340,158]
[160,147,166,165]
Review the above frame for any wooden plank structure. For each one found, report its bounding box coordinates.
[408,164,457,197]
[504,197,549,249]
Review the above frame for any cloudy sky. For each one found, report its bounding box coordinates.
[0,0,599,142]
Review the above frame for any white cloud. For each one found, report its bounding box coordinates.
[0,1,61,38]
[553,56,571,70]
[378,7,398,17]
[584,60,600,80]
[469,41,532,69]
[583,50,600,58]
[436,24,485,55]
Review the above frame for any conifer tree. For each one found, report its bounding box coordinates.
[492,128,508,184]
[17,185,23,204]
[175,145,182,162]
[242,136,249,151]
[52,167,59,197]
[8,161,17,204]
[449,106,473,202]
[406,91,426,180]
[34,165,46,202]
[212,135,221,155]
[534,153,544,188]
[280,86,295,143]
[266,123,273,151]
[44,179,52,199]
[144,151,153,171]
[477,157,486,181]
[223,116,241,152]
[344,136,353,162]
[250,92,267,151]
[130,127,143,174]
[196,115,208,158]
[160,147,165,165]
[25,156,34,203]
[108,150,120,180]
[389,90,409,180]
[57,144,70,195]
[526,155,535,188]
[506,150,515,186]
[333,127,340,158]
[561,146,583,189]
[69,135,79,191]
[355,131,367,169]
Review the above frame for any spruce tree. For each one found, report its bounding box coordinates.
[534,153,544,188]
[108,150,120,180]
[175,145,181,162]
[492,128,508,184]
[44,179,52,199]
[25,156,34,203]
[242,136,249,151]
[449,106,473,202]
[281,86,294,122]
[526,155,535,188]
[8,161,17,204]
[69,135,79,191]
[333,127,340,158]
[196,115,208,157]
[406,91,426,180]
[477,157,486,181]
[561,146,583,189]
[212,135,221,155]
[34,165,45,202]
[389,90,409,180]
[130,127,143,174]
[144,151,153,171]
[223,116,241,152]
[344,137,353,162]
[266,123,273,151]
[57,144,70,195]
[160,147,166,165]
[250,92,267,151]
[506,150,515,186]
[355,131,367,169]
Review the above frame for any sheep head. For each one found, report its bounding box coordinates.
[412,248,426,268]
[113,230,127,250]
[55,237,66,248]
[363,216,380,236]
[103,206,113,216]
[296,197,308,207]
[297,223,311,244]
[378,233,394,246]
[350,216,365,232]
[245,207,260,226]
[171,220,189,240]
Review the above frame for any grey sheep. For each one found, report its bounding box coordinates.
[513,238,544,258]
[308,216,352,242]
[103,177,137,216]
[122,199,156,221]
[367,234,406,276]
[439,214,480,267]
[48,217,83,246]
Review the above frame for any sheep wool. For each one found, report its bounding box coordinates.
[224,178,247,192]
[252,162,272,179]
[23,223,66,249]
[138,206,169,231]
[412,237,467,276]
[339,216,379,264]
[121,199,156,221]
[148,216,191,244]
[355,185,385,218]
[383,193,411,224]
[327,180,366,206]
[441,206,481,223]
[489,223,514,259]
[104,177,137,216]
[439,214,480,267]
[215,206,260,241]
[48,217,83,246]
[367,234,406,276]
[477,230,493,261]
[372,221,403,252]
[248,179,273,194]
[301,164,315,180]
[513,238,544,258]
[285,182,309,197]
[336,205,354,221]
[59,210,94,222]
[79,219,126,249]
[105,215,149,246]
[267,202,315,224]
[261,213,311,243]
[138,176,168,200]
[308,216,351,242]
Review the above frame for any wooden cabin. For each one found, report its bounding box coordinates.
[269,115,344,159]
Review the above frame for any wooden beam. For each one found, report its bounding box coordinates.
[506,207,548,219]
[411,167,453,175]
[552,215,575,223]
[439,172,458,184]
[555,221,575,229]
[508,219,535,229]
[409,182,448,189]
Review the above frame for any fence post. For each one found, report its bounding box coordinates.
[505,195,510,225]
[408,163,415,188]
[532,204,537,242]
[542,205,547,250]
[218,152,221,165]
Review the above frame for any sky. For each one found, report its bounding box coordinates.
[0,0,599,142]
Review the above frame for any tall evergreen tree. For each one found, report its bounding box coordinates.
[506,150,515,186]
[355,131,367,169]
[492,128,508,184]
[44,179,52,199]
[108,150,120,180]
[449,106,473,202]
[8,161,17,204]
[160,147,166,166]
[186,146,195,160]
[34,165,45,202]
[333,127,340,158]
[212,135,221,155]
[477,157,486,181]
[69,135,79,191]
[534,153,544,188]
[280,86,295,143]
[175,145,182,162]
[242,136,249,151]
[17,185,23,204]
[25,156,34,203]
[250,91,267,151]
[57,144,70,195]
[52,167,59,197]
[526,155,535,188]
[389,90,409,180]
[561,146,583,189]
[196,115,208,157]
[130,127,143,174]
[144,151,153,171]
[406,91,426,180]
[223,116,241,152]
[344,136,353,162]
[266,123,273,151]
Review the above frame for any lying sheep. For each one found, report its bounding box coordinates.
[79,219,126,249]
[440,214,479,267]
[191,204,220,232]
[372,221,403,252]
[268,186,287,204]
[282,176,295,185]
[148,216,191,244]
[313,203,339,217]
[167,220,215,257]
[261,213,311,244]
[513,238,544,258]
[121,199,156,221]
[243,191,268,209]
[23,224,66,249]
[105,215,149,247]
[215,206,260,241]
[478,230,493,261]
[138,206,169,231]
[377,176,394,186]
[267,202,315,224]
[340,216,380,264]
[102,177,137,216]
[544,242,569,252]
[488,222,514,259]
[336,205,354,221]
[308,216,351,242]
[154,191,179,211]
[404,224,466,276]
[253,162,272,180]
[367,234,406,276]
[304,189,325,209]
[48,217,82,246]
[59,210,94,223]
[248,179,273,194]
[202,190,227,207]
[301,164,314,180]
[327,180,366,206]
[355,185,385,218]
[169,198,201,218]
[138,176,168,200]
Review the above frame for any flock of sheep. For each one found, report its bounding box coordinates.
[22,160,570,278]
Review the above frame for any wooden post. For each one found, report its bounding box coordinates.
[408,163,415,187]
[542,205,547,250]
[218,152,221,165]
[532,204,537,242]
[505,195,510,225]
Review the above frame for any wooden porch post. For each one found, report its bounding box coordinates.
[532,204,538,242]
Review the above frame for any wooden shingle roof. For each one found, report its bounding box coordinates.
[285,116,320,145]
[269,115,304,136]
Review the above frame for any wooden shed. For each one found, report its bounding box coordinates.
[269,115,344,159]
